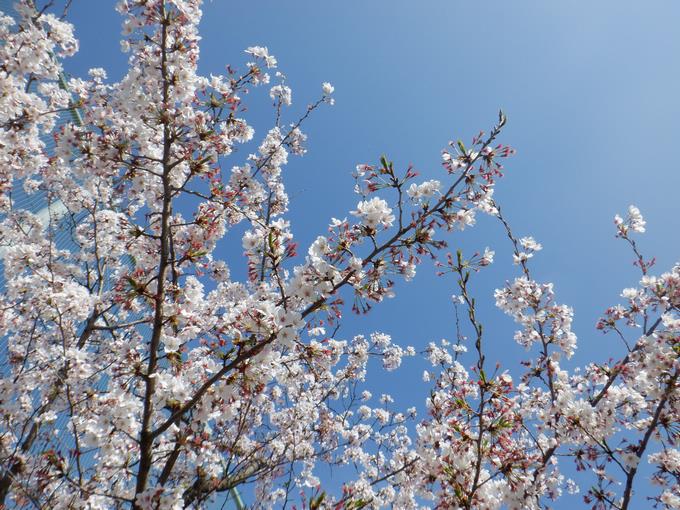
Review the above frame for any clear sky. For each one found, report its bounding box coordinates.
[39,0,680,507]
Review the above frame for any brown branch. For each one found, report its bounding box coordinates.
[621,371,677,509]
[133,1,173,502]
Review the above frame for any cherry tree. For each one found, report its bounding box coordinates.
[0,1,677,509]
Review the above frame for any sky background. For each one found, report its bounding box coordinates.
[19,0,680,507]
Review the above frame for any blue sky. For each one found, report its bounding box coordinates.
[52,0,680,507]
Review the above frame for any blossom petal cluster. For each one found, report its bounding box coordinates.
[0,2,674,510]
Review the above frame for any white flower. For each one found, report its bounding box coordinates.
[358,405,371,420]
[349,256,363,271]
[244,46,277,68]
[322,82,334,95]
[354,164,370,177]
[269,84,292,106]
[514,238,541,265]
[513,252,532,265]
[450,208,476,230]
[615,205,646,235]
[621,451,640,470]
[621,288,638,299]
[163,335,181,353]
[407,179,441,203]
[520,236,542,252]
[382,345,404,370]
[566,479,580,495]
[628,205,646,233]
[351,197,395,229]
[480,247,494,266]
[374,408,390,424]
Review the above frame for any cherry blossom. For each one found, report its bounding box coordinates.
[0,1,675,509]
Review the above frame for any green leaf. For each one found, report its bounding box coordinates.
[310,492,326,509]
[380,155,390,173]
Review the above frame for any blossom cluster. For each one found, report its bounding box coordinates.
[0,1,676,510]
